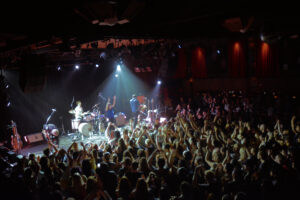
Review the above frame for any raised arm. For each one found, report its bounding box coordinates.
[136,128,147,147]
[48,140,59,154]
[112,96,116,108]
[105,98,110,111]
[147,149,158,170]
[67,142,75,155]
[205,150,215,169]
[291,116,298,134]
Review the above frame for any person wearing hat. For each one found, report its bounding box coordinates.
[130,94,140,128]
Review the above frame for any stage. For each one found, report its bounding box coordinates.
[19,133,108,157]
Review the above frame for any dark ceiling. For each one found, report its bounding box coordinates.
[1,0,300,67]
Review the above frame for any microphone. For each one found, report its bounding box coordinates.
[52,108,56,112]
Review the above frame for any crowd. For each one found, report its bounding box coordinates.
[1,90,300,200]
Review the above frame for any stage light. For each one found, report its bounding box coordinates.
[75,65,79,70]
[115,74,119,78]
[100,52,106,59]
[5,84,9,89]
[178,44,182,48]
[95,64,99,68]
[217,50,221,54]
[7,101,11,107]
[260,33,265,41]
[157,80,161,85]
[117,64,121,72]
[57,66,61,71]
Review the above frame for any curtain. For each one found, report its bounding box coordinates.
[256,42,279,77]
[191,47,207,78]
[228,41,246,78]
[172,48,187,79]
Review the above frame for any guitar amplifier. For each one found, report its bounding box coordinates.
[24,132,44,144]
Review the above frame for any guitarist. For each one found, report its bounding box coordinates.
[10,120,23,154]
[130,94,140,128]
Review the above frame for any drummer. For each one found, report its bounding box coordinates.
[105,96,116,123]
[74,101,83,120]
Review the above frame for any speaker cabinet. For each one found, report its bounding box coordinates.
[25,132,44,144]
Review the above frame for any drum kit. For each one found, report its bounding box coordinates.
[69,104,105,140]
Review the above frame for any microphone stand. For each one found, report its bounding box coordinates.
[46,109,56,125]
[59,116,66,136]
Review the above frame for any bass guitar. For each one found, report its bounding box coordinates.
[10,120,23,152]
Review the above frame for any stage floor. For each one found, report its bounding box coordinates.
[19,133,108,157]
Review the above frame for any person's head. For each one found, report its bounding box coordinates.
[86,176,97,194]
[114,130,121,140]
[180,181,191,197]
[257,149,267,161]
[137,149,146,158]
[157,157,165,169]
[71,172,84,188]
[129,138,136,147]
[139,157,149,171]
[132,94,136,99]
[232,167,243,181]
[118,176,131,197]
[183,150,192,162]
[204,170,215,184]
[29,153,35,161]
[222,194,231,200]
[234,192,248,200]
[123,129,129,138]
[145,138,151,147]
[132,161,138,171]
[118,138,126,151]
[82,159,92,175]
[39,156,49,169]
[76,101,82,106]
[250,147,257,156]
[123,156,132,168]
[43,148,50,157]
[103,152,110,162]
[135,178,148,196]
[224,163,233,174]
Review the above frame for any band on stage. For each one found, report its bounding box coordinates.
[38,93,162,147]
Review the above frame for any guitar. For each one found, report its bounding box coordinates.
[10,121,23,152]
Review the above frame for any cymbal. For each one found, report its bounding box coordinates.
[92,103,100,108]
[82,111,91,115]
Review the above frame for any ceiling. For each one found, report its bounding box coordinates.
[1,0,300,68]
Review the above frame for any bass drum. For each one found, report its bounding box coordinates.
[78,123,93,137]
[71,119,81,130]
